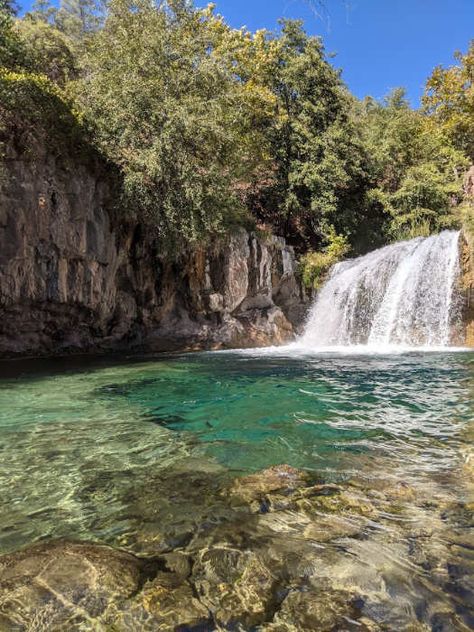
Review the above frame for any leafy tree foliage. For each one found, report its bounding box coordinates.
[0,69,84,149]
[252,20,370,251]
[0,0,17,16]
[16,19,77,84]
[423,41,474,161]
[1,0,472,259]
[0,4,26,69]
[357,89,468,240]
[75,0,266,247]
[29,0,57,22]
[300,229,349,288]
[0,0,86,158]
[54,0,104,40]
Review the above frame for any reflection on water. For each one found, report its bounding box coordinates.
[0,349,472,630]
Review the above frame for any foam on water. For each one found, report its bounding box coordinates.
[230,342,470,358]
[300,230,463,351]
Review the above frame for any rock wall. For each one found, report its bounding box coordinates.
[460,168,474,347]
[0,144,308,358]
[460,231,474,347]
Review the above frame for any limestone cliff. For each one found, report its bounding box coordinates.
[0,143,308,358]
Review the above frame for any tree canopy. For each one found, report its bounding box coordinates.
[0,0,472,259]
[423,41,474,162]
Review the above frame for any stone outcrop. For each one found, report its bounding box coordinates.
[463,165,474,198]
[460,168,474,346]
[0,143,308,358]
[460,229,474,346]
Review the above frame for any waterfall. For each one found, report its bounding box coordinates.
[300,230,462,349]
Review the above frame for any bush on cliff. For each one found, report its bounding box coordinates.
[0,68,90,159]
[300,231,349,289]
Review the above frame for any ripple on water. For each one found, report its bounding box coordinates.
[0,349,472,629]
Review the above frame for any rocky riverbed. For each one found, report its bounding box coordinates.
[1,463,472,631]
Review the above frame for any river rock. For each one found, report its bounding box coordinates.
[261,586,366,632]
[302,513,362,542]
[114,464,233,556]
[111,581,211,631]
[228,464,311,509]
[296,484,376,518]
[0,540,148,630]
[191,545,277,628]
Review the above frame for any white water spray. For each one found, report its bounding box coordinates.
[300,231,462,350]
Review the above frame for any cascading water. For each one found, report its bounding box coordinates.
[300,230,462,349]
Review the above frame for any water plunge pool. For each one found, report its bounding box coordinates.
[0,347,472,630]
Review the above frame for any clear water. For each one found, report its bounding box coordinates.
[0,349,472,537]
[0,348,473,628]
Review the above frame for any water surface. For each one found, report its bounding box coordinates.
[0,348,473,629]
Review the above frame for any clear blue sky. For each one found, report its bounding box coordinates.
[202,0,473,105]
[18,0,473,105]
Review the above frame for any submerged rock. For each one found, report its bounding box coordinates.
[261,586,366,632]
[230,464,310,499]
[113,582,211,631]
[297,485,376,518]
[0,541,212,631]
[114,464,232,556]
[0,463,470,631]
[192,546,278,628]
[0,540,148,630]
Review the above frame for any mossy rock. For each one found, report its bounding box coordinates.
[228,464,311,507]
[112,582,211,631]
[296,485,376,518]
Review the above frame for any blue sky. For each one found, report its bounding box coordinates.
[18,0,473,105]
[204,0,473,105]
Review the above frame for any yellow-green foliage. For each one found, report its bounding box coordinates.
[301,232,349,289]
[1,0,473,255]
[423,41,474,161]
[16,19,77,85]
[357,90,468,244]
[0,68,86,152]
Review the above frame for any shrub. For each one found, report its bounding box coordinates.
[300,231,349,289]
[0,68,87,154]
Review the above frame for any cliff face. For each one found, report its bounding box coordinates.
[460,168,474,347]
[0,145,308,357]
[460,232,474,347]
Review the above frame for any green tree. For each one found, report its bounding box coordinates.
[16,19,77,84]
[256,20,370,251]
[0,8,26,70]
[358,88,468,240]
[2,0,469,258]
[29,0,58,24]
[0,0,17,16]
[423,41,474,161]
[75,0,257,248]
[55,0,104,40]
